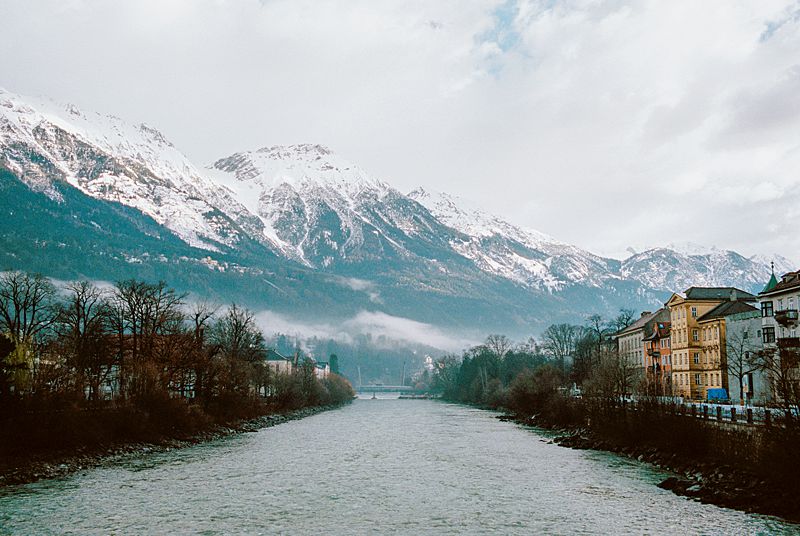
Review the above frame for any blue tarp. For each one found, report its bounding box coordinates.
[707,388,729,401]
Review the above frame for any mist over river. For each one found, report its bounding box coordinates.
[0,399,795,535]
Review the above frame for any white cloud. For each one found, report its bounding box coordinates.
[1,0,799,260]
[253,308,469,351]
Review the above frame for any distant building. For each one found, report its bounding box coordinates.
[315,361,330,380]
[266,349,293,375]
[615,309,670,389]
[642,316,671,395]
[666,287,755,400]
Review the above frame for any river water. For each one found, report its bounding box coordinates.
[0,399,796,535]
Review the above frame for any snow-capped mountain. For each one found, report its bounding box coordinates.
[1,88,792,338]
[208,144,470,273]
[0,88,268,252]
[620,246,780,293]
[408,188,621,292]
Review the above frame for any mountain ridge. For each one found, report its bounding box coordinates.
[0,87,791,344]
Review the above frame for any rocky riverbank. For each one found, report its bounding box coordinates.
[502,413,800,523]
[0,403,346,488]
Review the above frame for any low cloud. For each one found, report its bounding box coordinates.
[332,276,383,304]
[254,309,468,352]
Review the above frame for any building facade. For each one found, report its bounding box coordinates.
[695,300,758,401]
[642,319,671,395]
[615,309,670,389]
[758,269,800,402]
[266,349,294,375]
[725,309,769,405]
[666,287,755,400]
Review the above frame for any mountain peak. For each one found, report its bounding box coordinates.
[208,143,385,193]
[255,143,333,157]
[664,241,720,257]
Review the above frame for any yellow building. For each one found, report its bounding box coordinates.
[666,287,755,400]
[696,300,758,400]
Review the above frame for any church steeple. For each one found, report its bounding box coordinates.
[762,261,778,293]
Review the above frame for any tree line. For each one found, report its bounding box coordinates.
[0,271,354,425]
[430,310,640,413]
[432,308,800,422]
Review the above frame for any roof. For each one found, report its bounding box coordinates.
[760,270,800,297]
[642,321,670,341]
[617,308,669,336]
[266,349,291,362]
[762,272,779,293]
[684,287,755,301]
[697,301,758,322]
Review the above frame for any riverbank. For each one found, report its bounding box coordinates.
[502,411,800,523]
[0,402,347,487]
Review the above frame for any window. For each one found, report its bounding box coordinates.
[693,352,700,365]
[692,329,699,342]
[705,373,709,386]
[691,307,697,318]
[763,326,776,344]
[695,373,701,385]
[762,301,774,317]
[743,330,749,340]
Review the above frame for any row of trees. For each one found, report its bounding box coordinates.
[431,311,642,409]
[0,271,353,416]
[433,309,800,421]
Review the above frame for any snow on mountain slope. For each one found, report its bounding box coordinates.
[620,246,779,293]
[1,88,788,299]
[749,253,797,277]
[407,188,621,291]
[208,145,465,270]
[0,88,267,251]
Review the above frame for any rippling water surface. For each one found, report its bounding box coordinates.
[0,399,796,535]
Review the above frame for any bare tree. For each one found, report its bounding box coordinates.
[542,323,580,373]
[0,271,57,347]
[54,281,114,401]
[726,329,760,405]
[110,279,186,398]
[485,334,512,360]
[585,346,640,400]
[610,309,636,332]
[752,345,800,420]
[0,271,57,391]
[515,336,539,355]
[210,304,267,394]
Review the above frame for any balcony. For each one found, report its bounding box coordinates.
[647,349,661,358]
[777,337,800,350]
[775,309,799,327]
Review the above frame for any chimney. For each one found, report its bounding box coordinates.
[640,311,651,318]
[730,289,737,302]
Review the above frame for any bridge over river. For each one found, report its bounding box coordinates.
[355,385,415,393]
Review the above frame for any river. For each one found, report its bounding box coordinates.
[0,399,796,535]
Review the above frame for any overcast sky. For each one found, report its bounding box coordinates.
[1,0,799,261]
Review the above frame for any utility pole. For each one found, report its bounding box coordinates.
[401,359,407,387]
